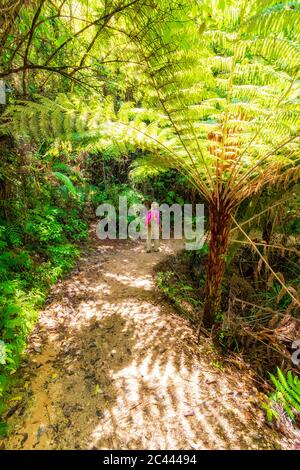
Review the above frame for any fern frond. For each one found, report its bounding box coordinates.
[53,172,79,197]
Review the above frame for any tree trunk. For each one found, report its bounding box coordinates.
[202,202,232,329]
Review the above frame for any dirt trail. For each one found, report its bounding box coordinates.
[5,231,285,450]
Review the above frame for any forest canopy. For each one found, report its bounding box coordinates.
[0,0,300,447]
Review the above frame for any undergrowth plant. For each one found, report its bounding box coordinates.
[263,368,300,423]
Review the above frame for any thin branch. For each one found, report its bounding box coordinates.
[22,0,46,95]
[230,193,298,233]
[231,239,300,256]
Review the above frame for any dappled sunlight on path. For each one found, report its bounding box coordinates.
[6,236,283,449]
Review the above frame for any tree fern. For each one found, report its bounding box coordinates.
[121,0,300,325]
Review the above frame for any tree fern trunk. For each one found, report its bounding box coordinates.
[202,202,232,329]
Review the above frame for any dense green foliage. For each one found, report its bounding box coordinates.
[0,148,90,409]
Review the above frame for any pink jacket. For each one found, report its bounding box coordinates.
[145,209,160,226]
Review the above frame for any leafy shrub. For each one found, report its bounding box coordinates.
[58,208,88,241]
[25,208,65,244]
[91,183,143,208]
[0,285,44,396]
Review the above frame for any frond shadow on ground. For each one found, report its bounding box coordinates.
[4,238,285,450]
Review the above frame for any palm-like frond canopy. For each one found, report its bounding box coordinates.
[125,0,300,207]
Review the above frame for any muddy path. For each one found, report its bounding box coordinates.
[4,230,286,450]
